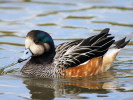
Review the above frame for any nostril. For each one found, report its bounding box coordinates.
[26,52,28,54]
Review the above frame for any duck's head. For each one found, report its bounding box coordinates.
[18,30,55,63]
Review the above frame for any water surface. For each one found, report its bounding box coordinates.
[0,0,133,100]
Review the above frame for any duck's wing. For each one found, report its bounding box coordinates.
[54,28,115,68]
[55,39,82,56]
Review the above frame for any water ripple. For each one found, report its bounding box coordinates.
[92,21,133,27]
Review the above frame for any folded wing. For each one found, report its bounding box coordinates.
[54,28,115,68]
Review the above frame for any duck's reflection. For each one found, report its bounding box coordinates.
[23,71,118,99]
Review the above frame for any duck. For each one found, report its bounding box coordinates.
[18,28,130,78]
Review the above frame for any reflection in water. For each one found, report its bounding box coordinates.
[23,70,118,99]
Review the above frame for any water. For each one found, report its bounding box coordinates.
[0,0,133,100]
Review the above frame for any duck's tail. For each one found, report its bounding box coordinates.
[114,37,130,49]
[102,37,130,72]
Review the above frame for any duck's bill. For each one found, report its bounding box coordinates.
[18,49,32,63]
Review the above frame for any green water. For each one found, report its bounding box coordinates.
[0,0,133,100]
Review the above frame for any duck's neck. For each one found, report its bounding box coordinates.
[29,50,55,64]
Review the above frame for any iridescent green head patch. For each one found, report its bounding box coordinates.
[36,32,52,43]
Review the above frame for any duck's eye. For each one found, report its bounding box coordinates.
[34,40,40,44]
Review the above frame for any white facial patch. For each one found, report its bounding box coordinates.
[25,37,32,49]
[25,37,45,56]
[44,43,50,52]
[30,43,44,56]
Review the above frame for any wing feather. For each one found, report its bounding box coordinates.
[54,28,115,68]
